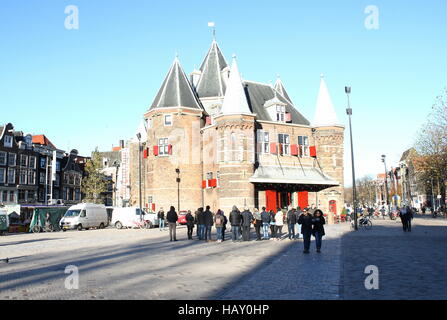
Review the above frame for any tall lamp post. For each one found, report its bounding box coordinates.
[113,160,120,207]
[381,155,391,215]
[345,86,358,230]
[136,133,143,221]
[176,168,181,211]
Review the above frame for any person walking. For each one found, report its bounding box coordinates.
[203,206,214,241]
[298,208,314,254]
[269,210,276,239]
[157,207,166,231]
[295,207,302,239]
[214,210,225,242]
[275,208,284,240]
[260,207,270,240]
[241,207,253,241]
[229,206,242,242]
[253,208,262,241]
[287,207,297,240]
[398,206,408,232]
[197,207,205,240]
[312,209,326,253]
[407,205,413,232]
[166,206,178,242]
[186,210,195,240]
[221,210,228,241]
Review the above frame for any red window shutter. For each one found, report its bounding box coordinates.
[209,179,217,188]
[285,113,292,122]
[278,143,283,155]
[168,144,172,155]
[143,148,148,159]
[291,144,298,156]
[153,146,159,156]
[202,180,207,189]
[205,116,211,125]
[151,203,155,212]
[310,146,317,158]
[270,143,277,154]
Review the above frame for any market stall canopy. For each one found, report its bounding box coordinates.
[250,165,339,192]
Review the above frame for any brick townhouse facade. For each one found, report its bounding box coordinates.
[132,40,344,222]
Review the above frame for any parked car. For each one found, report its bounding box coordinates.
[60,203,108,231]
[177,211,188,225]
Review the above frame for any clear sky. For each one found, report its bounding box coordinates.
[1,0,446,186]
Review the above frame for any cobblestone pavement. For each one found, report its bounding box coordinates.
[0,223,349,300]
[215,224,349,300]
[341,216,447,300]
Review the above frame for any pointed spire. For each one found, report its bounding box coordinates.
[150,57,202,110]
[196,40,229,98]
[313,74,339,127]
[274,75,292,104]
[220,55,251,115]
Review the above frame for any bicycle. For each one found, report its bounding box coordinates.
[351,215,372,230]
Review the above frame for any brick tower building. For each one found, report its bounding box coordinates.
[140,40,344,222]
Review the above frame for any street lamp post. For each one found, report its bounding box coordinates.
[136,133,143,221]
[113,160,120,207]
[381,155,391,216]
[176,168,180,211]
[345,86,358,230]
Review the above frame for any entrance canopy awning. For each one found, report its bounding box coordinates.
[250,165,340,192]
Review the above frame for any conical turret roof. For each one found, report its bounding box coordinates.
[313,74,339,127]
[150,57,203,110]
[195,40,229,98]
[220,56,252,115]
[274,76,292,104]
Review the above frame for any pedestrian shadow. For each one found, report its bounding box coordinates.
[0,238,63,247]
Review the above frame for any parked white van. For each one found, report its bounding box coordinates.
[60,203,108,231]
[112,207,158,229]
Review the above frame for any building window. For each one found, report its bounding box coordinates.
[55,174,60,187]
[40,157,46,169]
[75,188,81,201]
[278,134,290,155]
[19,170,27,184]
[2,191,7,202]
[69,174,75,185]
[39,172,45,184]
[257,131,270,154]
[28,191,36,202]
[276,106,286,122]
[28,170,36,185]
[8,168,15,184]
[18,190,26,201]
[298,136,309,157]
[4,135,13,148]
[206,172,213,180]
[29,156,36,169]
[164,114,172,126]
[0,151,6,165]
[56,160,61,172]
[8,153,16,166]
[9,191,15,202]
[20,155,28,167]
[158,138,169,156]
[0,168,5,183]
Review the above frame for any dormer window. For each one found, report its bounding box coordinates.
[276,106,286,122]
[4,135,13,148]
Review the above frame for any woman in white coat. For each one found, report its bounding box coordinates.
[275,209,284,240]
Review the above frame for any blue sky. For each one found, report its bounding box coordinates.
[1,0,446,186]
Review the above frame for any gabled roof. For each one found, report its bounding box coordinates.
[313,75,339,127]
[149,57,203,111]
[243,80,310,125]
[32,135,57,149]
[274,76,293,104]
[196,40,229,98]
[220,56,251,115]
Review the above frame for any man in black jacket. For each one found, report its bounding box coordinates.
[185,210,195,240]
[260,207,270,240]
[166,206,178,242]
[203,206,214,241]
[287,208,298,240]
[196,207,205,240]
[229,206,242,242]
[241,207,253,241]
[298,208,313,253]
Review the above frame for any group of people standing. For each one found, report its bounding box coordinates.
[398,204,414,232]
[157,205,327,253]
